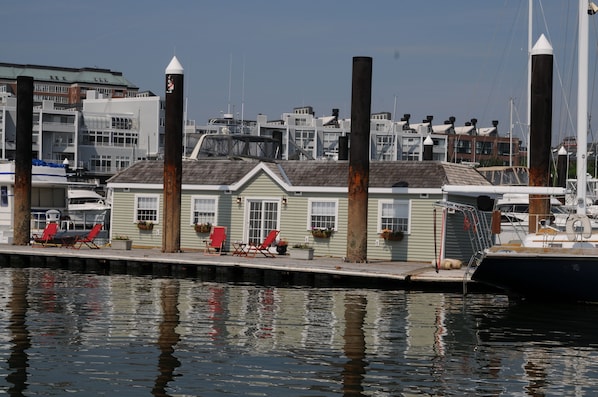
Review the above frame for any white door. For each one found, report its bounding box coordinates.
[246,199,279,244]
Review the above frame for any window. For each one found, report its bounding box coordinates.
[308,199,337,230]
[0,186,7,207]
[498,142,511,155]
[456,140,471,154]
[191,196,217,225]
[379,200,410,233]
[376,135,396,161]
[89,155,112,172]
[115,156,130,170]
[476,141,493,155]
[135,194,159,223]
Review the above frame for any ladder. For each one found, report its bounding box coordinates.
[435,201,493,254]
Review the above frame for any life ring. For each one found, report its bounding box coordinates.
[565,214,592,241]
[98,199,104,205]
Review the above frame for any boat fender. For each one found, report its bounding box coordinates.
[565,214,592,241]
[441,258,462,270]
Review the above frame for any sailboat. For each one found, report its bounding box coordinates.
[470,0,598,303]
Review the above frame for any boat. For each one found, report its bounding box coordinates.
[65,188,111,229]
[0,160,69,243]
[469,0,598,303]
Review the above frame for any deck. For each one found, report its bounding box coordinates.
[0,243,490,292]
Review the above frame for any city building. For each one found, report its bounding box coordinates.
[0,62,138,106]
[186,106,522,167]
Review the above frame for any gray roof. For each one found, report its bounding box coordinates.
[108,159,491,189]
[0,62,138,88]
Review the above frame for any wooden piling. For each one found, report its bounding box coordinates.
[529,35,553,232]
[162,57,184,253]
[14,76,33,246]
[346,57,372,263]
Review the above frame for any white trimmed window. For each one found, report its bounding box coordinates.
[191,196,217,225]
[135,194,159,223]
[308,199,337,230]
[379,199,410,232]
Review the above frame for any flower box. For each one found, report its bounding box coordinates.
[380,230,404,241]
[276,240,288,255]
[137,222,154,231]
[290,248,314,260]
[311,229,332,238]
[111,239,132,250]
[194,223,211,233]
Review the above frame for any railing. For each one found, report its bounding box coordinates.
[31,210,108,232]
[434,200,493,296]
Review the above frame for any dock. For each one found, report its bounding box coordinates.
[0,244,487,292]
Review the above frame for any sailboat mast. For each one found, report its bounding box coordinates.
[577,0,589,214]
[527,0,533,167]
[509,97,514,167]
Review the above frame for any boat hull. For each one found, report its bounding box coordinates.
[473,248,598,303]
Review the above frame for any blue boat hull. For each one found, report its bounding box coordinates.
[472,252,598,303]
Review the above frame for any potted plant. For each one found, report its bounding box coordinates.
[290,243,314,260]
[194,222,211,233]
[380,228,404,241]
[137,220,154,231]
[111,235,132,250]
[276,239,288,255]
[311,227,333,238]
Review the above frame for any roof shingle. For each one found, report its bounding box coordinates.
[107,160,491,189]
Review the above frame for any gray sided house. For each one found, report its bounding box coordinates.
[106,160,491,262]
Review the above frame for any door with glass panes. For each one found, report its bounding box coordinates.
[246,199,279,245]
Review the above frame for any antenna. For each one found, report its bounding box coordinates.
[227,53,232,115]
[241,55,245,133]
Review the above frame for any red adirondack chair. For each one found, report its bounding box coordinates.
[247,230,279,258]
[204,226,227,255]
[72,224,103,249]
[32,223,59,247]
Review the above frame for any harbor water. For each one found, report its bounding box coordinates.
[1,267,598,396]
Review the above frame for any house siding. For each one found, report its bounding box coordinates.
[236,173,349,258]
[107,160,493,259]
[110,189,163,247]
[366,194,444,262]
[441,195,490,264]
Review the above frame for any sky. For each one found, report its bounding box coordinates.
[2,1,596,146]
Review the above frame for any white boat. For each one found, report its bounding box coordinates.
[470,0,598,303]
[65,188,111,229]
[0,160,69,243]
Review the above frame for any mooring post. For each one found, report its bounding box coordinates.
[556,146,568,189]
[529,35,553,233]
[346,57,372,263]
[162,57,184,253]
[14,76,34,246]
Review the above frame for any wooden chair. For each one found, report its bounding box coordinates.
[247,230,279,258]
[72,224,103,249]
[32,223,59,247]
[204,226,227,255]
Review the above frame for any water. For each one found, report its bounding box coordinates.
[1,268,598,396]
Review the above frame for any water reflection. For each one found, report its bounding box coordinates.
[7,270,30,396]
[152,280,181,397]
[0,268,598,395]
[342,294,367,396]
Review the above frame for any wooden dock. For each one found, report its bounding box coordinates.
[0,244,487,292]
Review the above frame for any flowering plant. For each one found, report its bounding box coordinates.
[194,222,211,233]
[113,235,130,240]
[293,243,312,249]
[311,227,333,238]
[137,220,154,230]
[276,239,288,247]
[380,228,404,241]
